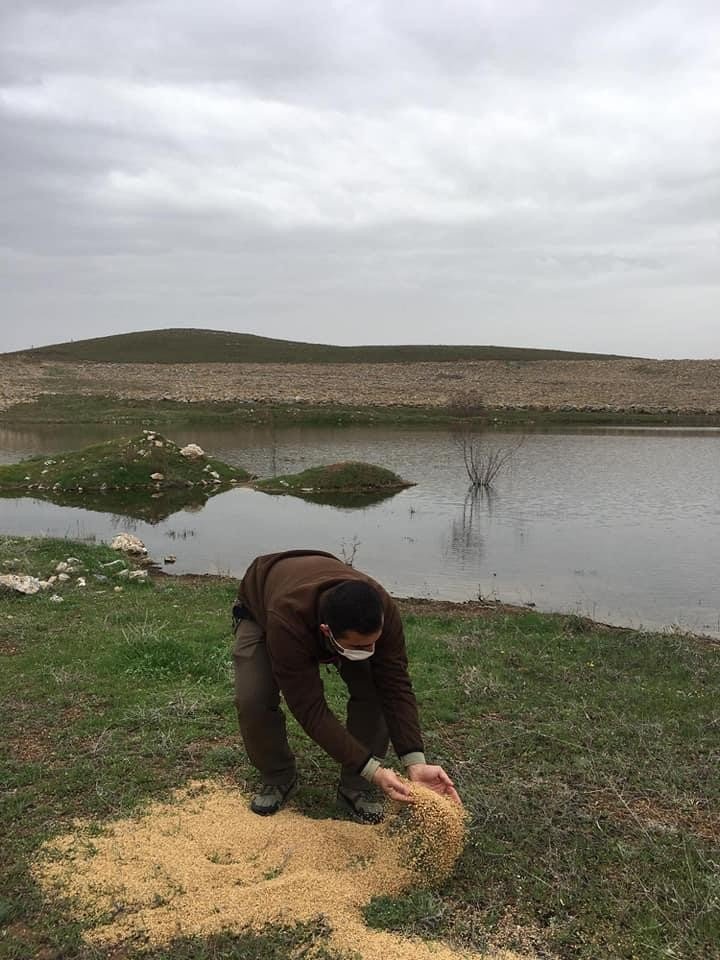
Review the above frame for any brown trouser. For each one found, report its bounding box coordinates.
[232,618,388,792]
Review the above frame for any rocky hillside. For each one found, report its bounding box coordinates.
[0,356,718,415]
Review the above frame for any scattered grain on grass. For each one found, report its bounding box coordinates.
[34,780,529,960]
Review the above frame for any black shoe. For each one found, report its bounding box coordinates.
[336,786,384,824]
[250,777,298,816]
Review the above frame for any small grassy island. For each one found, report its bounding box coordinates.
[254,461,412,497]
[0,432,253,521]
[0,431,251,493]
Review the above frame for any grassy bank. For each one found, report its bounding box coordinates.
[1,537,718,960]
[3,394,718,428]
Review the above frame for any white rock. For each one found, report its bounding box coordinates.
[66,557,81,564]
[154,440,164,447]
[49,594,64,603]
[77,577,87,587]
[114,586,123,593]
[110,534,147,555]
[128,569,148,581]
[180,443,205,460]
[0,574,42,595]
[57,573,71,582]
[150,472,165,481]
[163,555,176,564]
[56,561,69,573]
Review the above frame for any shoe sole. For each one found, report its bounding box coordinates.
[336,790,384,824]
[250,779,298,816]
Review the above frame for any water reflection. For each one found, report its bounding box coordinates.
[446,488,492,564]
[271,488,403,509]
[0,486,227,524]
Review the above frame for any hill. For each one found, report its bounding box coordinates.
[7,328,631,364]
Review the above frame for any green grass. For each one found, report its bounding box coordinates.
[0,432,251,495]
[4,394,717,429]
[254,462,412,496]
[122,921,353,959]
[1,537,718,960]
[6,328,633,364]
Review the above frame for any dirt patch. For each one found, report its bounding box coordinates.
[594,791,720,844]
[183,735,239,761]
[34,780,528,960]
[5,735,52,763]
[396,597,523,619]
[2,357,720,414]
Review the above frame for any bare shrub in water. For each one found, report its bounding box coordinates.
[455,433,523,490]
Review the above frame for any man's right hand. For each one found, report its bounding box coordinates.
[372,767,414,802]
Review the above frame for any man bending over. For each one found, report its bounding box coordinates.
[232,549,460,822]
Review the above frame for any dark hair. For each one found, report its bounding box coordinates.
[318,581,384,638]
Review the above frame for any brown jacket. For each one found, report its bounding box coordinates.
[237,550,424,772]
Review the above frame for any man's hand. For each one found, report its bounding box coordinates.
[372,767,415,803]
[407,763,461,804]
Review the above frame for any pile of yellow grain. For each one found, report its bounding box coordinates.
[33,780,525,960]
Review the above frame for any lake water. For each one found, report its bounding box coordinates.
[1,422,718,637]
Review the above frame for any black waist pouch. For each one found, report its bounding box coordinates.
[231,602,251,629]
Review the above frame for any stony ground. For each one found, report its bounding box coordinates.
[1,356,718,413]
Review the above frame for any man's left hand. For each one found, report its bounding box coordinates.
[407,763,461,804]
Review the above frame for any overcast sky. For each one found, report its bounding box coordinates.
[1,1,719,358]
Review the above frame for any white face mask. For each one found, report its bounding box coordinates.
[336,644,375,661]
[324,626,375,661]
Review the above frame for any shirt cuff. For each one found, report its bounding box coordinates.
[359,757,382,782]
[400,751,427,768]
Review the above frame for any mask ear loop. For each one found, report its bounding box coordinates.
[321,623,342,654]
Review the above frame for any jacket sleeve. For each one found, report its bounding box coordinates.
[370,598,425,759]
[265,614,371,771]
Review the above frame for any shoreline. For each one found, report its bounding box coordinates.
[154,568,720,644]
[2,393,720,428]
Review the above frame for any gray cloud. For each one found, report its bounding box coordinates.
[1,1,719,356]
